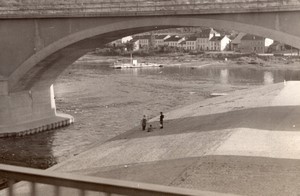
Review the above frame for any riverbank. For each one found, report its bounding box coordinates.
[51,81,300,196]
[1,55,255,169]
[4,81,300,196]
[1,54,300,192]
[1,54,299,166]
[84,52,300,70]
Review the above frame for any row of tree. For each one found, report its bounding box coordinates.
[92,43,199,57]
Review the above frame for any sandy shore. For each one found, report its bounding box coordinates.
[41,81,299,195]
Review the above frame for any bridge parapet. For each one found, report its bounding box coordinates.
[1,0,300,18]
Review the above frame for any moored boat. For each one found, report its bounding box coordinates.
[111,59,163,69]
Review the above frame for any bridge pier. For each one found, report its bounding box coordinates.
[0,84,73,138]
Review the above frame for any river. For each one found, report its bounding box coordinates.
[1,55,300,170]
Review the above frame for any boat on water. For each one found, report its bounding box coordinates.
[112,62,163,69]
[111,55,163,69]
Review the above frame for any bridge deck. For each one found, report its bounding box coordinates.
[1,0,300,18]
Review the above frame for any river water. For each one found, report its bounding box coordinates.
[1,56,300,169]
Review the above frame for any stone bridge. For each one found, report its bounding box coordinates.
[1,0,300,136]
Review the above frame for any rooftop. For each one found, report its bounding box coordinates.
[198,28,219,38]
[134,35,151,40]
[231,32,246,44]
[164,35,183,42]
[186,37,197,41]
[155,35,169,39]
[210,36,225,41]
[241,34,265,41]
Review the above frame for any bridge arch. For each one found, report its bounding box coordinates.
[2,11,300,135]
[9,14,300,91]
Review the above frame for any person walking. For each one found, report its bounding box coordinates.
[141,115,147,131]
[160,112,164,129]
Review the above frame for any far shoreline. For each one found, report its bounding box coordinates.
[78,52,300,71]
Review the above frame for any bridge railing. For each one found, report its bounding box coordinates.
[0,163,230,196]
[1,0,300,18]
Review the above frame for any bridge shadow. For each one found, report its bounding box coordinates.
[110,105,300,141]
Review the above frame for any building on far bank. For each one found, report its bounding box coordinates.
[154,35,170,47]
[134,35,152,49]
[133,34,172,49]
[164,35,185,47]
[267,41,286,53]
[110,36,133,47]
[184,36,197,50]
[197,28,220,51]
[208,35,231,51]
[230,32,246,52]
[240,34,266,53]
[239,34,273,53]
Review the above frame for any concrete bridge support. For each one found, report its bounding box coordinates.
[0,83,73,137]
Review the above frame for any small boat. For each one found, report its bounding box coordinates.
[112,62,163,69]
[111,54,162,69]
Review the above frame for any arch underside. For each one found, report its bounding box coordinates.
[11,13,300,91]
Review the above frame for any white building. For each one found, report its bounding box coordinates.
[164,35,185,47]
[184,37,197,50]
[209,36,231,51]
[110,36,133,46]
[154,35,170,47]
[121,36,133,43]
[197,28,220,51]
[138,35,151,48]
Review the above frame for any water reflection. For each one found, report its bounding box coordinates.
[220,69,229,84]
[115,65,300,85]
[264,71,274,85]
[118,67,139,76]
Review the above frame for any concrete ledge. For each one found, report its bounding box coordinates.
[0,113,74,138]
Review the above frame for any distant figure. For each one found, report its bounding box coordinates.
[160,112,164,129]
[141,115,147,131]
[147,124,153,132]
